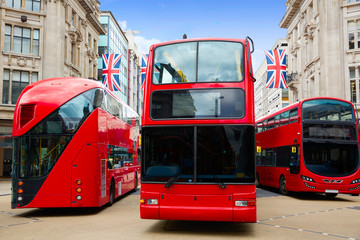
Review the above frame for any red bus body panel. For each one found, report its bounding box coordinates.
[12,78,140,208]
[141,184,256,222]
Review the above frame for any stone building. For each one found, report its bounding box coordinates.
[280,0,360,110]
[0,0,105,177]
[125,30,143,116]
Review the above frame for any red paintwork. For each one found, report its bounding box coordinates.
[141,38,256,222]
[256,97,360,195]
[13,77,140,208]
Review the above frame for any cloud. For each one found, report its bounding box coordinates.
[134,35,161,55]
[118,20,128,30]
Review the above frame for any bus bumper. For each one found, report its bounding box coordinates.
[301,181,360,195]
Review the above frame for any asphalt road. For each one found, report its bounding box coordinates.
[0,181,359,240]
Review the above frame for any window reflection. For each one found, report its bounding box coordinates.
[302,99,355,121]
[198,41,244,82]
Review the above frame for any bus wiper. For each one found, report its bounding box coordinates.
[213,175,227,189]
[164,169,182,188]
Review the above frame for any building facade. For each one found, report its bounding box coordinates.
[254,39,289,120]
[0,0,105,177]
[280,0,360,110]
[97,11,128,103]
[125,30,143,116]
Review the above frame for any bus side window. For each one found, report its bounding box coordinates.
[263,120,268,131]
[280,110,290,126]
[267,118,275,130]
[256,122,264,133]
[289,108,299,123]
[265,149,274,166]
[274,114,280,128]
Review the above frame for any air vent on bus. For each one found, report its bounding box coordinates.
[20,104,36,128]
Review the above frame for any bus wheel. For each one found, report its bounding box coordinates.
[325,193,338,198]
[109,180,115,206]
[133,174,138,192]
[255,173,259,188]
[279,176,288,195]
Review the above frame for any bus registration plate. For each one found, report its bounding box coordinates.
[325,190,338,193]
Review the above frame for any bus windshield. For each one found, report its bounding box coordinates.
[303,142,359,177]
[142,125,255,184]
[14,88,102,179]
[152,41,244,84]
[302,99,355,121]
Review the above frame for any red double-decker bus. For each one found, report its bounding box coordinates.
[12,77,140,208]
[140,38,257,222]
[255,97,360,197]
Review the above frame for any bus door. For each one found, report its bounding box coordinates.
[284,145,300,189]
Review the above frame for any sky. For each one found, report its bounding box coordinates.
[99,0,288,72]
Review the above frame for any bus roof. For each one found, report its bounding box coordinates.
[149,38,247,50]
[256,97,354,123]
[13,77,137,136]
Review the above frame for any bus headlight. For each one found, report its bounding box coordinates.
[76,195,82,200]
[301,175,315,182]
[351,178,360,184]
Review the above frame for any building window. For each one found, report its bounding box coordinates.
[33,29,39,55]
[2,70,36,105]
[31,72,38,83]
[71,11,75,26]
[350,67,357,102]
[98,46,108,56]
[5,26,40,55]
[12,71,29,104]
[25,0,40,12]
[14,27,31,54]
[2,70,10,104]
[348,20,360,50]
[71,43,74,64]
[4,25,11,52]
[5,0,21,9]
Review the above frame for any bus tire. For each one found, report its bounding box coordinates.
[255,173,259,188]
[279,176,288,195]
[109,180,115,206]
[133,173,138,192]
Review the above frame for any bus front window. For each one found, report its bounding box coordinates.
[303,143,359,177]
[15,89,100,179]
[142,126,255,184]
[152,41,244,84]
[153,42,197,84]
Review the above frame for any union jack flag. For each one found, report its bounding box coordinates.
[102,53,123,91]
[265,49,287,89]
[141,54,148,88]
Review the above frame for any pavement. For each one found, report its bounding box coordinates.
[0,179,11,196]
[0,179,360,239]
